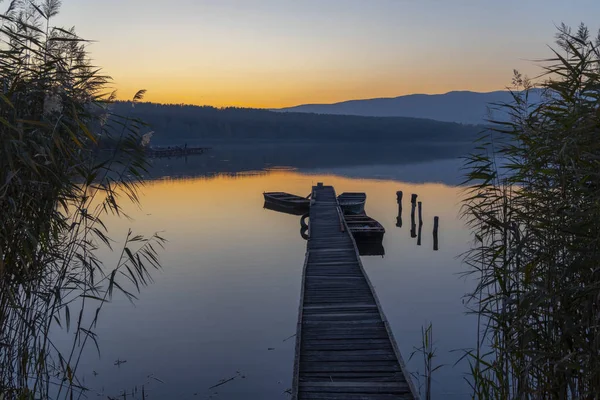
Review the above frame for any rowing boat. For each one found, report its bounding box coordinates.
[263,192,310,212]
[337,192,367,214]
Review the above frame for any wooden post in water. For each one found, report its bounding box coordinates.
[410,194,418,238]
[417,201,423,246]
[396,191,403,228]
[433,216,439,251]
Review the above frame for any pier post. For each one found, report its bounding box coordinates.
[433,216,439,251]
[396,191,403,228]
[417,201,423,245]
[410,194,417,238]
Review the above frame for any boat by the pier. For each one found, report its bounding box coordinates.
[356,240,385,256]
[263,192,310,213]
[263,200,307,216]
[337,192,367,214]
[345,214,385,242]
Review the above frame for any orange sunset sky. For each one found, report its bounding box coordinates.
[54,0,598,108]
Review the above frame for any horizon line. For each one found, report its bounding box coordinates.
[116,88,526,109]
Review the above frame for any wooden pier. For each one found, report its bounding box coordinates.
[292,184,417,400]
[146,146,209,158]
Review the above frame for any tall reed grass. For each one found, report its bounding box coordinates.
[0,1,163,398]
[462,23,600,399]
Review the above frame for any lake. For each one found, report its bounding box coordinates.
[60,156,477,399]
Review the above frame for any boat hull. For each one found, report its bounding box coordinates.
[356,240,385,256]
[339,202,366,215]
[345,214,385,244]
[263,192,310,213]
[263,201,307,215]
[338,192,367,215]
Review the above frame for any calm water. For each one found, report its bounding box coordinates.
[59,158,477,399]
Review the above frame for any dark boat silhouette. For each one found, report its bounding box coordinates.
[356,240,385,256]
[263,192,310,213]
[345,214,385,242]
[264,201,307,216]
[338,192,366,214]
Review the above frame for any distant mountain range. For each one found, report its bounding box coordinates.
[276,90,542,125]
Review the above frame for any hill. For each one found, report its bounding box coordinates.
[276,90,543,125]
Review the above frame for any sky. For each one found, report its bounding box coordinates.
[53,0,599,108]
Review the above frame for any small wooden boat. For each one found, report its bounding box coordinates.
[345,214,385,242]
[338,192,367,215]
[263,201,306,216]
[263,192,310,213]
[356,240,385,256]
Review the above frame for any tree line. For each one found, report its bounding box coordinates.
[109,101,482,146]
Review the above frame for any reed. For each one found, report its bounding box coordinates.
[462,23,600,399]
[410,323,442,400]
[0,2,163,398]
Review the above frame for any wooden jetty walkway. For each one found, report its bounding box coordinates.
[146,146,209,158]
[292,184,418,400]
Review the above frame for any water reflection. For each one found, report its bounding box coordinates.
[54,165,472,400]
[146,144,466,185]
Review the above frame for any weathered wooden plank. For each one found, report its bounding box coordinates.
[299,381,410,393]
[302,313,381,320]
[304,295,373,304]
[299,362,402,373]
[301,354,398,363]
[301,333,390,340]
[303,312,381,318]
[299,393,414,400]
[304,281,367,286]
[303,304,379,310]
[304,287,371,292]
[301,343,394,352]
[301,372,404,382]
[302,320,384,327]
[302,338,392,347]
[302,350,395,357]
[303,292,373,298]
[303,291,372,296]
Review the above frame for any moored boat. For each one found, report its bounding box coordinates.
[344,214,385,242]
[356,240,385,256]
[337,192,367,215]
[263,192,310,213]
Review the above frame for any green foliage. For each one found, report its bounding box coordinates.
[462,23,600,399]
[0,2,163,398]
